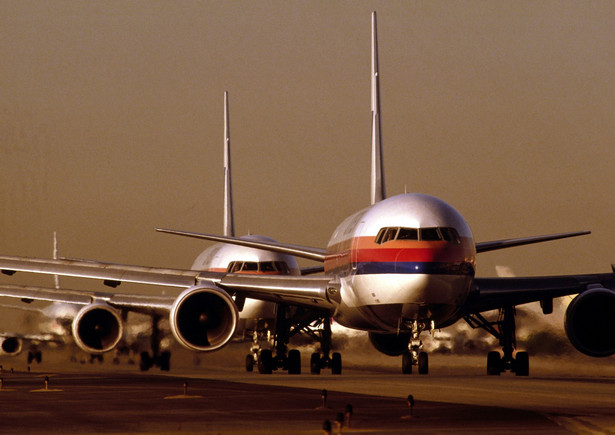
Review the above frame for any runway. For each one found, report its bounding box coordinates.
[0,349,613,434]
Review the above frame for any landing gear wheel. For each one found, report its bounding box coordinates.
[331,352,342,375]
[288,349,301,374]
[515,351,529,376]
[402,352,413,374]
[159,351,171,372]
[418,352,429,374]
[487,351,501,376]
[140,351,152,372]
[258,349,273,374]
[245,354,254,372]
[310,352,321,375]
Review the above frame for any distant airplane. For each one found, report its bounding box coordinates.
[1,12,613,376]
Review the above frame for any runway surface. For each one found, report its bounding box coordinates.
[0,349,613,434]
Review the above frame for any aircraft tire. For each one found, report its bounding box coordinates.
[27,352,34,365]
[402,352,413,374]
[245,354,254,372]
[331,352,342,375]
[418,352,428,374]
[258,349,273,374]
[140,351,152,372]
[515,351,529,376]
[288,349,301,374]
[487,351,501,376]
[310,352,321,375]
[159,351,171,372]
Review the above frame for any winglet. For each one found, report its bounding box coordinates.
[223,91,235,237]
[370,11,385,205]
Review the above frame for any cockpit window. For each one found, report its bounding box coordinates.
[397,228,419,241]
[375,226,461,244]
[226,260,291,274]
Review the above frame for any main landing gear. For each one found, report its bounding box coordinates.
[139,314,171,372]
[465,306,529,376]
[246,304,342,375]
[27,349,42,365]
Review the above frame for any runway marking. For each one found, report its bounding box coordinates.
[164,394,203,399]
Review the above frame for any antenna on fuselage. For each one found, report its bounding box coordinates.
[370,11,386,205]
[223,91,235,237]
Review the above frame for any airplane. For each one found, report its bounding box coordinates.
[0,93,319,374]
[0,12,614,376]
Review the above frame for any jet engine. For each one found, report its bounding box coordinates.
[369,332,411,356]
[72,302,124,354]
[169,284,239,352]
[564,287,615,357]
[0,337,22,356]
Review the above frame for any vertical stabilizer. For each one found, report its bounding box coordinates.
[370,11,386,205]
[223,91,235,237]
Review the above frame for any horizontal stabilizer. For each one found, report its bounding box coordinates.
[476,231,590,253]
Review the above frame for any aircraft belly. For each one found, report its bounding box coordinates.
[239,299,276,319]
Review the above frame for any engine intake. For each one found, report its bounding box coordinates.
[170,284,238,352]
[72,302,123,354]
[0,337,22,356]
[565,287,615,357]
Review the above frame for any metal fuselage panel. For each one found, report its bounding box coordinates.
[191,235,300,325]
[325,194,476,333]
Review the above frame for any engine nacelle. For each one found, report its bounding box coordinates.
[0,337,22,356]
[72,302,124,354]
[565,287,615,357]
[369,332,411,356]
[170,284,239,352]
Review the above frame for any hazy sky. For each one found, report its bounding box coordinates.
[2,1,615,294]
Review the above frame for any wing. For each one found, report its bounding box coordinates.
[475,231,590,253]
[464,271,615,314]
[0,330,67,343]
[0,283,177,315]
[0,256,336,311]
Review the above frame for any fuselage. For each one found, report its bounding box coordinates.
[192,235,300,321]
[325,193,476,333]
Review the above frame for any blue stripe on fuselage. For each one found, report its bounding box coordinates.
[327,261,474,276]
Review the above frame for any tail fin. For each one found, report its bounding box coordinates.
[370,11,385,205]
[223,91,235,237]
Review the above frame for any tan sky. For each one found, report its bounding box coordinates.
[2,1,615,294]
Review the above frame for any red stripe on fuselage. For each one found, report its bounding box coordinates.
[324,236,474,273]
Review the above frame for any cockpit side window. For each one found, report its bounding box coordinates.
[275,261,290,274]
[440,227,461,244]
[375,227,400,244]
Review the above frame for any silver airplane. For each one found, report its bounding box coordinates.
[1,12,613,376]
